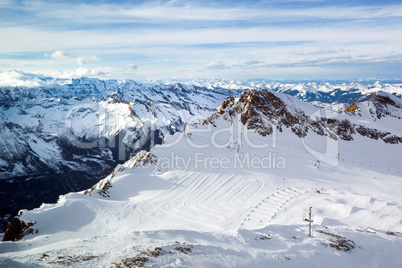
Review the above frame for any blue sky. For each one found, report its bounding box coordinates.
[0,0,402,80]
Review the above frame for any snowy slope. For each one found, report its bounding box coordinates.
[1,88,401,267]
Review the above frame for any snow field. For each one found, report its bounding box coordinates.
[1,96,402,266]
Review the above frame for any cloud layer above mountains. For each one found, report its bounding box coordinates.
[1,0,402,80]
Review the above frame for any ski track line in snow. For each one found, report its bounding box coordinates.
[133,172,224,229]
[156,173,233,222]
[239,187,306,230]
[132,171,267,230]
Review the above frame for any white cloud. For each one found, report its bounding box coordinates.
[128,64,138,70]
[1,2,402,80]
[293,48,347,56]
[75,67,90,77]
[238,60,265,67]
[118,64,139,75]
[72,66,112,77]
[51,50,70,60]
[19,1,402,24]
[77,57,90,65]
[2,25,400,57]
[50,51,97,66]
[0,70,43,87]
[0,0,15,8]
[37,70,73,79]
[0,68,113,87]
[77,55,97,65]
[90,66,112,76]
[156,59,172,63]
[204,61,230,70]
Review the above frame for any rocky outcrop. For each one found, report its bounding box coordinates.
[123,151,157,169]
[83,152,157,198]
[344,103,359,113]
[208,89,335,139]
[2,216,36,242]
[368,91,402,119]
[84,178,113,198]
[207,89,402,144]
[355,126,389,140]
[338,120,355,141]
[209,90,312,138]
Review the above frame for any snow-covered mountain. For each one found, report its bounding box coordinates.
[1,88,401,267]
[208,89,402,144]
[168,78,402,111]
[0,77,236,231]
[1,74,401,233]
[0,78,235,179]
[2,77,400,180]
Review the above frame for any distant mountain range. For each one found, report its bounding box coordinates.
[171,78,402,110]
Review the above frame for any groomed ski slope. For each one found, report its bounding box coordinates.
[1,116,402,267]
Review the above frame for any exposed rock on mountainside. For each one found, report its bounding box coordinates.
[369,91,402,119]
[344,103,359,113]
[123,151,158,169]
[207,89,402,143]
[211,89,311,138]
[83,151,157,198]
[2,216,35,242]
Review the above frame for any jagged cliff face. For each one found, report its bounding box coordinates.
[210,89,313,138]
[369,92,402,119]
[344,103,359,113]
[344,92,402,119]
[206,89,402,144]
[2,215,36,242]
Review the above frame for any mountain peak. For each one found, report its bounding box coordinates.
[344,102,360,113]
[369,91,402,107]
[367,91,402,119]
[209,88,322,138]
[208,88,402,144]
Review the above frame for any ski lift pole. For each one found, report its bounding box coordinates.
[308,207,312,236]
[303,207,314,236]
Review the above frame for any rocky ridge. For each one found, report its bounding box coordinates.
[205,89,402,144]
